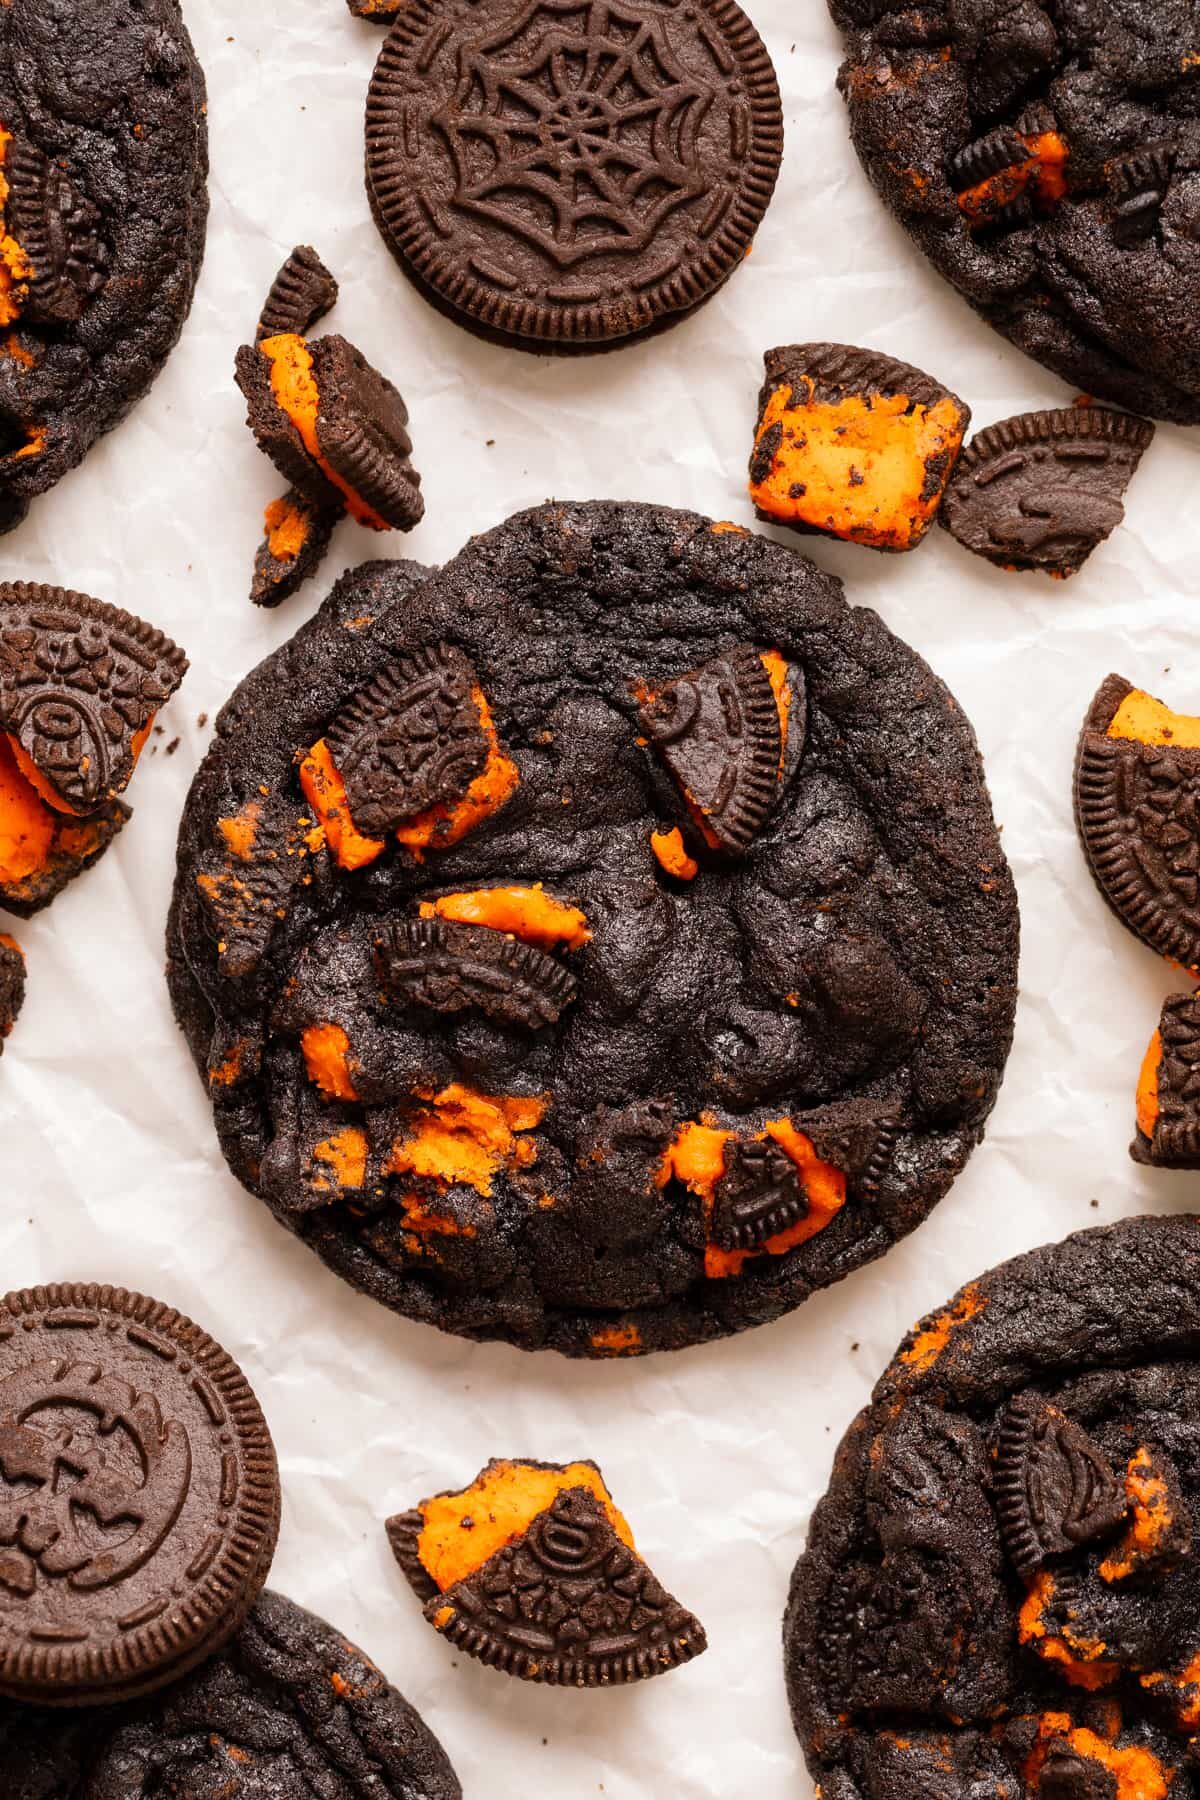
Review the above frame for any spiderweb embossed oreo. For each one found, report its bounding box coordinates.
[363,0,784,351]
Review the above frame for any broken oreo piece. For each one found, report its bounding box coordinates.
[749,344,970,552]
[255,245,339,343]
[1074,674,1200,970]
[376,918,578,1028]
[251,488,340,608]
[941,407,1154,578]
[0,934,24,1052]
[995,1394,1127,1579]
[0,747,129,918]
[710,1136,808,1251]
[387,1458,707,1686]
[1110,147,1175,247]
[1133,991,1200,1170]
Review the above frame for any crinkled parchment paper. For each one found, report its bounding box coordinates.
[4,1,1200,1793]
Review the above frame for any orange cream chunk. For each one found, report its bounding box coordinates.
[1141,1650,1200,1731]
[0,734,56,884]
[395,689,518,858]
[958,131,1070,226]
[414,1460,635,1593]
[1018,1571,1120,1691]
[385,1084,545,1197]
[899,1283,985,1373]
[313,1127,368,1190]
[259,333,390,530]
[301,1022,360,1102]
[299,739,385,872]
[590,1323,643,1356]
[264,494,313,563]
[418,884,589,951]
[750,377,967,551]
[1101,1447,1175,1583]
[760,648,792,766]
[1108,688,1200,749]
[650,826,698,881]
[217,801,261,864]
[1023,1712,1170,1799]
[1136,1029,1162,1140]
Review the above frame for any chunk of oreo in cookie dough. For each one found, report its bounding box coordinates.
[166,502,1018,1357]
[0,1590,461,1797]
[0,0,207,530]
[0,932,23,1052]
[830,0,1200,424]
[236,246,423,608]
[749,344,970,552]
[0,582,186,917]
[388,1457,706,1686]
[941,407,1155,578]
[785,1215,1200,1800]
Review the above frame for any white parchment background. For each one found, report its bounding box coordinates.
[3,1,1200,1793]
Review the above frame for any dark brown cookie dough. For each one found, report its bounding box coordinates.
[0,1589,462,1796]
[363,0,783,352]
[0,0,208,529]
[0,932,23,1050]
[388,1456,707,1686]
[0,1282,279,1707]
[166,502,1018,1358]
[830,0,1200,424]
[785,1214,1200,1800]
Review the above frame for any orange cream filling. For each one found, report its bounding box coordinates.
[590,1323,643,1356]
[301,1022,360,1102]
[657,1118,847,1279]
[264,494,314,563]
[414,1460,635,1594]
[1108,688,1200,749]
[395,688,519,859]
[0,734,56,882]
[1023,1712,1171,1800]
[1100,1448,1174,1583]
[385,1084,545,1197]
[312,1127,368,1191]
[650,826,698,881]
[958,130,1070,227]
[1136,1029,1162,1140]
[899,1284,984,1373]
[299,739,386,872]
[418,884,589,951]
[1019,1571,1120,1691]
[259,334,389,531]
[1141,1651,1200,1731]
[750,377,967,550]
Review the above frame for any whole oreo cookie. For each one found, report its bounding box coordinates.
[785,1214,1200,1800]
[167,502,1018,1358]
[0,1589,462,1796]
[0,1283,279,1707]
[830,1,1200,424]
[0,0,208,528]
[363,0,783,351]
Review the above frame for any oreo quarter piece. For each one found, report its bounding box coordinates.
[0,933,23,1052]
[1075,675,1200,971]
[0,1282,279,1707]
[1134,991,1200,1169]
[167,503,1018,1357]
[830,0,1200,423]
[364,0,784,352]
[941,407,1155,578]
[0,1590,462,1797]
[251,488,341,609]
[785,1215,1200,1799]
[0,0,207,529]
[387,1458,706,1685]
[255,245,339,343]
[749,344,970,551]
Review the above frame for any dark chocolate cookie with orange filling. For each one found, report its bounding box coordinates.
[831,1,1200,424]
[0,1590,462,1797]
[236,247,423,607]
[0,582,187,917]
[785,1214,1200,1800]
[1134,992,1200,1169]
[166,501,1018,1357]
[388,1457,706,1686]
[0,933,23,1052]
[0,0,207,530]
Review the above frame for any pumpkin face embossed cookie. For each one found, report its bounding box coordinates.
[785,1216,1200,1800]
[167,502,1018,1357]
[0,0,208,529]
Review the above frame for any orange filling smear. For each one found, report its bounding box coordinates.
[1108,689,1200,749]
[590,1323,642,1356]
[218,801,261,864]
[749,378,967,550]
[710,520,749,536]
[1018,1571,1120,1691]
[760,648,792,770]
[385,1084,545,1197]
[0,933,21,958]
[418,884,589,951]
[208,1041,246,1088]
[1101,1447,1173,1582]
[1024,1713,1171,1799]
[1141,1651,1200,1731]
[0,734,55,883]
[264,494,313,563]
[12,425,44,460]
[399,1194,476,1240]
[650,826,698,881]
[958,131,1070,226]
[415,1460,635,1593]
[259,334,390,531]
[1136,1030,1162,1140]
[301,1022,361,1102]
[395,688,518,859]
[900,1283,985,1372]
[657,1118,846,1280]
[312,1128,368,1191]
[299,739,385,872]
[0,125,33,329]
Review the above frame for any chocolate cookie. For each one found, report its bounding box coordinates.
[785,1214,1200,1800]
[389,1458,706,1687]
[941,407,1155,578]
[749,344,971,552]
[830,1,1200,424]
[363,0,784,351]
[0,582,187,918]
[1075,675,1200,972]
[0,933,23,1052]
[0,1589,462,1796]
[0,1282,279,1706]
[166,502,1018,1358]
[0,0,207,529]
